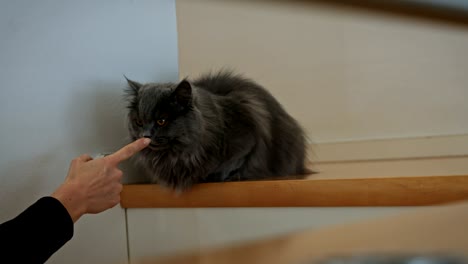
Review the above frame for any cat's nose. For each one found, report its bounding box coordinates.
[141,132,152,138]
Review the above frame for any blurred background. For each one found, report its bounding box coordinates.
[1,1,467,263]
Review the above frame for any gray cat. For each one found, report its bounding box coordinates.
[125,71,310,190]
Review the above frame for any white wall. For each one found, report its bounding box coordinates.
[127,207,414,261]
[0,1,178,263]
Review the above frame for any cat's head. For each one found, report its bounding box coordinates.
[124,77,202,152]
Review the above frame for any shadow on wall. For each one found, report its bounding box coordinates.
[0,78,150,220]
[63,80,128,153]
[65,80,148,184]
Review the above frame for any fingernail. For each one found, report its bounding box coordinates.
[142,138,151,145]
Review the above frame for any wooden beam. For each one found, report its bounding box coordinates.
[120,175,468,208]
[298,0,468,27]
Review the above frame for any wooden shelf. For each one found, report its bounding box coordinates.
[120,175,468,208]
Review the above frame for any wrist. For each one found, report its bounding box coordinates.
[52,182,87,223]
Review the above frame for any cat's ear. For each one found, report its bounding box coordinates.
[173,80,192,107]
[124,75,142,94]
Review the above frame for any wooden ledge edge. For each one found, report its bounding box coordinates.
[121,175,468,208]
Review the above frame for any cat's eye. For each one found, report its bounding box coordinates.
[135,119,143,127]
[157,119,167,126]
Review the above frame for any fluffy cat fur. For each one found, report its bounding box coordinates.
[125,71,309,190]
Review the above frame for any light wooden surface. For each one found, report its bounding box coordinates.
[120,175,468,208]
[133,201,468,264]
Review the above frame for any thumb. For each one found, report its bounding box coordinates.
[76,154,93,163]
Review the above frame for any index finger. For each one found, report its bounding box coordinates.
[105,138,151,164]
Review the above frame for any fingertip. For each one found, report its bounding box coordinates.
[142,138,151,146]
[107,138,150,164]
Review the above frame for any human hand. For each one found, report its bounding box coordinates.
[52,138,150,222]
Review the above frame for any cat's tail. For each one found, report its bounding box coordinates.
[295,167,317,179]
[273,166,316,181]
[302,167,317,175]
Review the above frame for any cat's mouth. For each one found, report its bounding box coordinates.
[148,137,170,150]
[148,144,160,151]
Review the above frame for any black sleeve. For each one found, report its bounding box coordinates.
[0,196,74,264]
